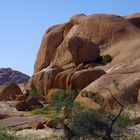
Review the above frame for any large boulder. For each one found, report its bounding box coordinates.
[53,68,75,90]
[34,25,64,72]
[31,67,63,95]
[70,68,106,91]
[76,71,140,111]
[0,83,23,101]
[50,36,100,67]
[71,14,139,49]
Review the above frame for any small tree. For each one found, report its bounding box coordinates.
[65,81,133,140]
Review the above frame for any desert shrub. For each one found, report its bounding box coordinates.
[102,54,112,65]
[67,109,131,139]
[31,90,78,117]
[51,90,78,109]
[0,128,18,140]
[29,89,43,97]
[68,109,109,138]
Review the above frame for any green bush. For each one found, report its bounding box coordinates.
[68,109,131,139]
[29,89,43,97]
[51,90,78,109]
[68,109,109,138]
[0,128,18,140]
[102,54,112,65]
[31,90,78,117]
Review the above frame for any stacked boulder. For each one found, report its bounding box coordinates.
[29,13,140,110]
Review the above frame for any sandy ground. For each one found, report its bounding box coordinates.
[0,101,48,128]
[0,101,140,140]
[0,101,65,140]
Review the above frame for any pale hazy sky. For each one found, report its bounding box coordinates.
[0,0,140,76]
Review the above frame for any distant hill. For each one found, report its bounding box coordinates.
[0,68,30,85]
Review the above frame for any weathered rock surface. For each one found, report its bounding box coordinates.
[0,101,49,131]
[15,101,28,111]
[34,25,64,72]
[0,115,48,129]
[30,13,140,110]
[50,36,100,67]
[70,68,106,91]
[0,68,30,85]
[125,13,140,28]
[0,83,23,101]
[45,118,58,128]
[46,88,64,103]
[16,94,28,101]
[31,122,44,130]
[31,67,63,95]
[15,96,44,111]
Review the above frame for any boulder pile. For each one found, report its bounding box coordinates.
[27,13,140,110]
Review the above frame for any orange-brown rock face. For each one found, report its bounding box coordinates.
[34,25,64,72]
[31,13,140,110]
[125,13,140,28]
[0,83,23,101]
[51,36,100,67]
[70,68,106,91]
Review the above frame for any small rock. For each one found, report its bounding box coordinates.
[15,101,28,111]
[46,119,58,128]
[32,122,44,130]
[26,96,43,110]
[61,107,72,118]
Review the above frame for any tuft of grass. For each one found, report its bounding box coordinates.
[29,89,44,97]
[0,128,18,140]
[32,106,61,117]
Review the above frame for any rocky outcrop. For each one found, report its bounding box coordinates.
[125,13,140,28]
[30,13,140,110]
[0,68,30,85]
[0,83,23,101]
